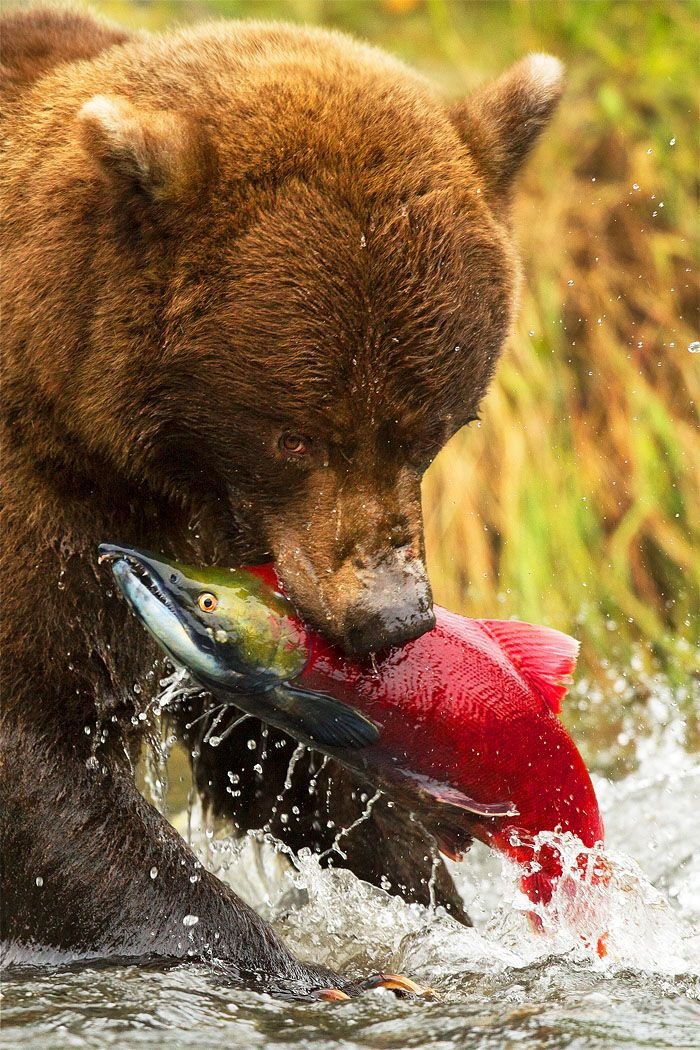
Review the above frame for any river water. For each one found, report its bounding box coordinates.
[2,671,699,1049]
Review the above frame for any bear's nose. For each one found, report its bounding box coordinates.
[340,551,435,655]
[344,603,436,655]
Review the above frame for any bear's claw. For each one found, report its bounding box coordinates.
[317,987,352,1001]
[357,972,430,996]
[317,972,431,1002]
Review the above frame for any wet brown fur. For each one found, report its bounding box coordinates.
[0,7,563,985]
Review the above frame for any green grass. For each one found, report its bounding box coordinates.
[64,1,700,695]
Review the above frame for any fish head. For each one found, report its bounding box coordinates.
[97,544,309,690]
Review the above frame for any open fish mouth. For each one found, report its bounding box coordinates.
[98,543,180,614]
[97,543,221,679]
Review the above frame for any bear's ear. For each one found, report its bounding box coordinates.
[78,95,210,207]
[450,54,564,200]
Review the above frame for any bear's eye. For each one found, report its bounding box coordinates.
[279,433,311,456]
[197,592,218,612]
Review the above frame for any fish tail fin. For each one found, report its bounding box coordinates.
[478,620,580,714]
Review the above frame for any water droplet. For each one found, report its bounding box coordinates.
[150,866,158,879]
[689,342,700,354]
[567,279,574,286]
[133,683,141,694]
[528,329,535,338]
[669,137,676,145]
[35,876,44,888]
[247,739,256,750]
[182,914,199,927]
[359,233,367,248]
[208,736,221,748]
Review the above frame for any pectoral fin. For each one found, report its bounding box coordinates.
[266,683,381,749]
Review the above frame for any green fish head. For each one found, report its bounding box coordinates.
[98,543,309,690]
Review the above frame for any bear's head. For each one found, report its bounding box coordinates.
[72,32,563,654]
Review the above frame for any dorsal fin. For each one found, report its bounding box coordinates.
[478,620,580,714]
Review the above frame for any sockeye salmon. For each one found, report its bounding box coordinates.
[99,543,604,910]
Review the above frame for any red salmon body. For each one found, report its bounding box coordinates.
[249,565,604,905]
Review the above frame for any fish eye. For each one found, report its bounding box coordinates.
[197,592,218,612]
[279,432,311,456]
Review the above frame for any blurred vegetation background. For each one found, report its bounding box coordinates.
[27,2,700,747]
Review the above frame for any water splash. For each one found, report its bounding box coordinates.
[141,667,197,814]
[153,659,700,1013]
[319,789,383,861]
[173,682,699,999]
[488,832,699,977]
[262,743,308,835]
[156,666,200,714]
[261,825,698,994]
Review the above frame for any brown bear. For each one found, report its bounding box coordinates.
[0,7,563,992]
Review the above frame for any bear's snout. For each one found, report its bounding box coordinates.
[266,471,436,654]
[271,531,436,655]
[341,551,436,654]
[344,602,436,655]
